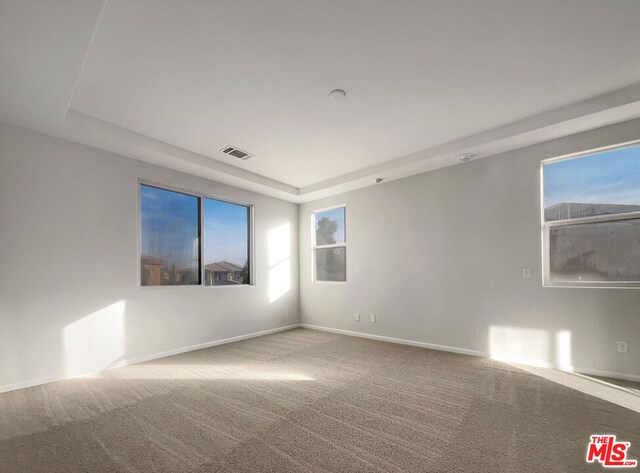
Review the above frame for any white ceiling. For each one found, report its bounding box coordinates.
[3,0,640,202]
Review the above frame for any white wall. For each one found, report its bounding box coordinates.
[2,116,639,390]
[299,119,640,380]
[0,123,299,391]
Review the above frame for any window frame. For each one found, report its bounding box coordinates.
[541,140,640,289]
[137,179,255,289]
[311,204,347,284]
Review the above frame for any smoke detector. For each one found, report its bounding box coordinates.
[458,153,475,162]
[329,89,347,101]
[221,146,254,160]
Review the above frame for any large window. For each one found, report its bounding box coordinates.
[140,182,252,287]
[542,143,640,287]
[312,206,346,282]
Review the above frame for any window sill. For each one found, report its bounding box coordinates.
[543,281,640,289]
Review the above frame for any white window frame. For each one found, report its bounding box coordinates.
[311,204,347,284]
[137,179,255,289]
[541,141,640,289]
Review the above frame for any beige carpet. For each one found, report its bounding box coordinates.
[0,328,638,472]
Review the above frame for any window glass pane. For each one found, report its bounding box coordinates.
[204,198,250,286]
[543,145,640,221]
[140,185,200,286]
[549,219,640,282]
[315,247,346,282]
[315,207,345,245]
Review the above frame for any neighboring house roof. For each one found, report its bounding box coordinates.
[544,202,640,221]
[141,255,164,266]
[205,261,244,272]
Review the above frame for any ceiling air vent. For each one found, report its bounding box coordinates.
[221,146,254,160]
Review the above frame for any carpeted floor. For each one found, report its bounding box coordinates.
[0,328,638,472]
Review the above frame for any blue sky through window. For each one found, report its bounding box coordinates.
[140,185,199,271]
[315,207,345,245]
[543,145,640,209]
[204,198,248,267]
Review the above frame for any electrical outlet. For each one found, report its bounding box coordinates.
[617,340,628,354]
[354,313,360,321]
[522,268,531,279]
[284,309,288,317]
[369,314,376,323]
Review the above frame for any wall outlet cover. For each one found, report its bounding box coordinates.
[617,340,628,354]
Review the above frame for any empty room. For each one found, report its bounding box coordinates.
[1,1,640,472]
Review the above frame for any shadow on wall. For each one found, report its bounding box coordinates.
[64,300,126,377]
[268,223,291,303]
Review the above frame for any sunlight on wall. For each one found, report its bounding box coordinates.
[64,301,125,377]
[489,325,577,372]
[489,325,640,412]
[268,223,291,303]
[489,325,552,367]
[555,330,573,371]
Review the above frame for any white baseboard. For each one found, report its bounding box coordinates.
[0,374,66,394]
[3,322,638,393]
[0,324,300,394]
[299,323,487,358]
[567,366,640,383]
[299,323,640,383]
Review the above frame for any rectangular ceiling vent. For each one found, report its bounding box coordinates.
[221,146,254,160]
